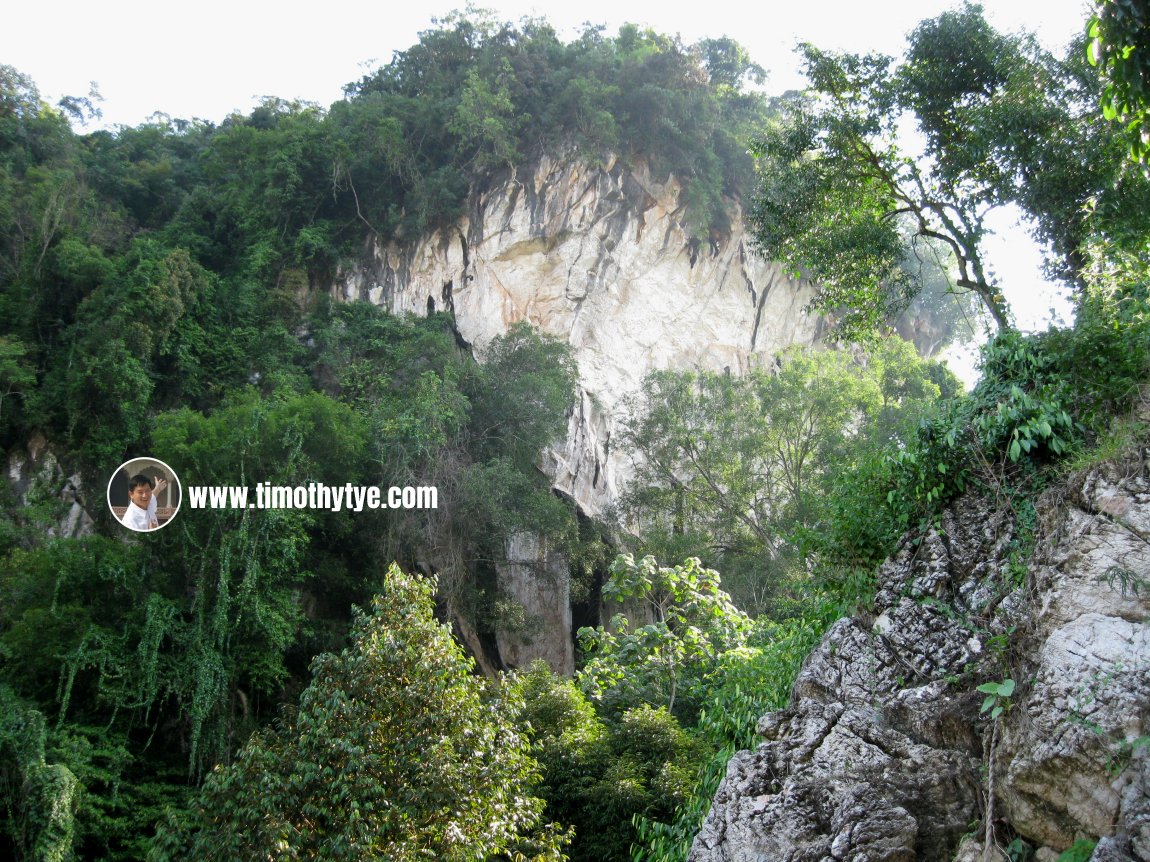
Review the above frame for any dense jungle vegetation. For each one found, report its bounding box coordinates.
[2,2,1149,860]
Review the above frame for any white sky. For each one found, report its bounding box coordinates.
[5,1,1092,129]
[4,0,1093,378]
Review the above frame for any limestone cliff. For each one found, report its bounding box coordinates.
[333,153,822,674]
[333,152,821,520]
[690,434,1150,861]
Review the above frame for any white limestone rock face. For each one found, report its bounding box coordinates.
[333,153,821,519]
[691,498,1007,862]
[333,154,821,674]
[6,433,94,538]
[996,450,1150,857]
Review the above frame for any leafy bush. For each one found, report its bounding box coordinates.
[0,687,79,862]
[885,270,1150,529]
[150,565,569,862]
[631,601,840,862]
[577,555,750,720]
[512,661,701,862]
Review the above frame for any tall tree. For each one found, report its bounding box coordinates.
[618,341,949,612]
[149,565,568,862]
[752,3,1150,340]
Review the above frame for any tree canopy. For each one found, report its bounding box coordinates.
[1089,0,1150,163]
[617,340,954,611]
[149,565,568,861]
[751,2,1150,340]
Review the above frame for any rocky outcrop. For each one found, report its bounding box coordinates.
[334,152,821,519]
[334,153,822,672]
[997,453,1150,858]
[495,533,574,675]
[6,433,93,539]
[691,440,1150,861]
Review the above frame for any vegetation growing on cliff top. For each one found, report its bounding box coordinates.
[0,2,1148,861]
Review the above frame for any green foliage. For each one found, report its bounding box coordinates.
[150,565,568,861]
[619,179,1148,862]
[620,341,952,610]
[345,16,769,238]
[1056,839,1098,862]
[449,63,522,170]
[2,302,583,857]
[1089,0,1150,163]
[1,537,159,709]
[578,555,750,719]
[308,303,468,477]
[0,336,34,440]
[885,265,1150,527]
[0,687,79,862]
[631,598,843,862]
[152,388,370,768]
[512,661,700,862]
[752,3,1150,339]
[0,22,762,861]
[1,8,1144,859]
[753,35,1004,336]
[971,335,1076,463]
[976,677,1016,720]
[468,322,578,469]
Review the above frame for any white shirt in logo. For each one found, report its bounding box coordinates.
[121,499,157,530]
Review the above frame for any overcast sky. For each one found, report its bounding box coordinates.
[6,1,1092,129]
[4,0,1095,365]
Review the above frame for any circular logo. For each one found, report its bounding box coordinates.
[108,457,182,532]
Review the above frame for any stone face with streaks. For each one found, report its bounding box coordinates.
[332,153,823,671]
[333,152,822,520]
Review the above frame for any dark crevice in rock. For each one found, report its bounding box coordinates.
[750,265,776,351]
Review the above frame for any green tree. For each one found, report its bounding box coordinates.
[0,336,33,438]
[619,342,948,610]
[151,389,370,768]
[752,3,1150,339]
[466,321,578,470]
[511,662,700,862]
[0,687,80,862]
[448,63,522,170]
[577,554,750,719]
[1089,0,1150,163]
[149,565,568,862]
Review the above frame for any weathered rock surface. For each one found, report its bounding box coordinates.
[6,433,93,539]
[691,442,1150,861]
[334,152,821,520]
[334,153,822,670]
[495,533,574,675]
[997,451,1150,858]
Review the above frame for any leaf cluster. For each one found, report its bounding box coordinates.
[886,264,1150,529]
[751,3,1150,340]
[150,565,569,861]
[977,677,1015,720]
[1089,0,1150,163]
[342,15,768,239]
[577,555,750,720]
